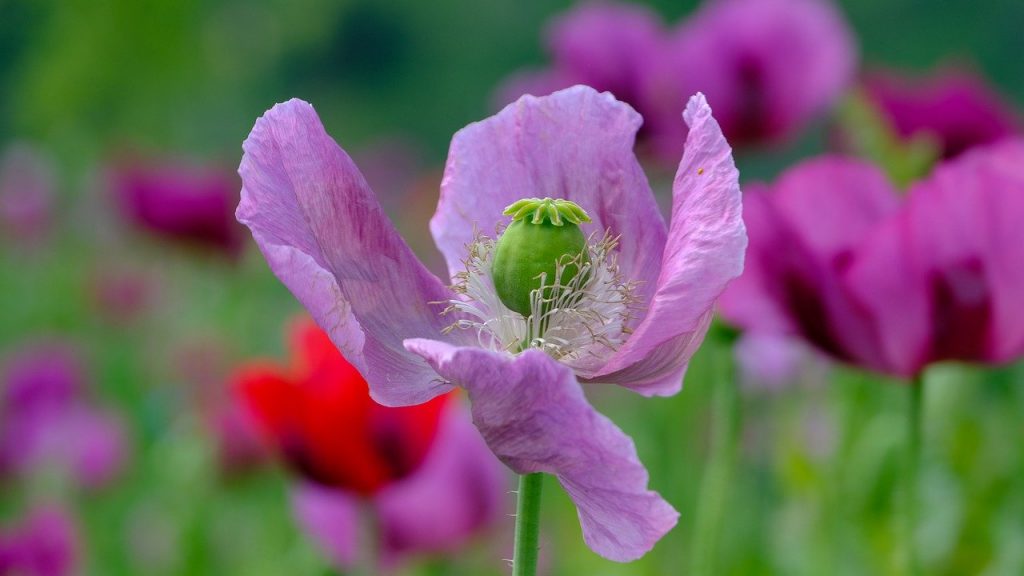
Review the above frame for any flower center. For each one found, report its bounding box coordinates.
[444,198,636,371]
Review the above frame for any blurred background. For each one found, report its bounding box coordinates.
[1,1,1022,575]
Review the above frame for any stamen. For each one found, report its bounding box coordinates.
[445,230,637,369]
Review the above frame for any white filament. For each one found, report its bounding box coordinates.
[444,231,636,371]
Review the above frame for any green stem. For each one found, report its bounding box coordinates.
[690,347,740,576]
[905,374,925,575]
[512,473,544,576]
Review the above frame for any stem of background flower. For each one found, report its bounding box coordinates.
[512,472,544,576]
[357,501,380,576]
[690,344,740,576]
[904,374,924,576]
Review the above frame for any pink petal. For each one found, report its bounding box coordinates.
[587,94,746,395]
[433,86,667,310]
[374,403,505,560]
[238,99,462,406]
[404,339,678,562]
[291,483,359,568]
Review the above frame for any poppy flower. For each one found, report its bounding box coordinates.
[0,143,55,247]
[497,0,856,163]
[110,156,244,257]
[862,67,1019,159]
[0,506,79,576]
[233,317,504,566]
[236,86,746,560]
[0,341,128,489]
[720,139,1024,377]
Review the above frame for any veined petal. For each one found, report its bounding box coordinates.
[433,86,667,311]
[237,99,460,406]
[587,94,746,395]
[404,339,678,562]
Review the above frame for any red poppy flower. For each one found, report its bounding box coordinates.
[234,318,448,495]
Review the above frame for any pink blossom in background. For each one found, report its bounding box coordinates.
[720,139,1024,378]
[497,0,856,165]
[0,506,79,576]
[734,333,809,392]
[110,155,244,258]
[291,410,505,570]
[647,0,857,159]
[236,86,746,560]
[863,67,1019,159]
[89,266,155,325]
[233,318,505,569]
[0,143,56,247]
[0,341,128,489]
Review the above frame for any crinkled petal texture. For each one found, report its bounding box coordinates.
[847,139,1024,374]
[584,94,746,395]
[237,99,464,407]
[404,339,678,562]
[434,86,667,308]
[435,88,745,396]
[292,405,504,568]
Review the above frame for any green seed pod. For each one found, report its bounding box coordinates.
[491,198,592,317]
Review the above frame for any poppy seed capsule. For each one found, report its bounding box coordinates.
[491,198,592,317]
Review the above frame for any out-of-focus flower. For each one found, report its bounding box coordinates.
[494,2,662,115]
[89,266,155,325]
[0,143,55,247]
[236,86,745,560]
[233,318,504,567]
[497,0,856,164]
[721,139,1024,377]
[734,333,810,391]
[0,506,79,576]
[0,341,128,489]
[648,0,856,157]
[110,156,244,258]
[863,68,1019,160]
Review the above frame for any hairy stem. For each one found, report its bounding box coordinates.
[512,473,544,576]
[905,374,925,575]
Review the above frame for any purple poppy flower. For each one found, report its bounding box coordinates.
[1,342,128,488]
[646,0,856,159]
[498,0,856,164]
[292,407,504,569]
[110,156,245,257]
[0,144,55,247]
[492,3,662,112]
[720,139,1024,377]
[0,506,79,576]
[236,86,746,560]
[862,67,1020,159]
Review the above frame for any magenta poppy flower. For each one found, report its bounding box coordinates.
[232,317,504,567]
[236,86,746,560]
[646,0,856,159]
[110,156,244,257]
[0,143,55,247]
[862,67,1020,159]
[720,139,1024,377]
[498,0,856,164]
[494,2,663,114]
[0,506,79,576]
[0,341,128,488]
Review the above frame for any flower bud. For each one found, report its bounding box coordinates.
[491,198,591,317]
